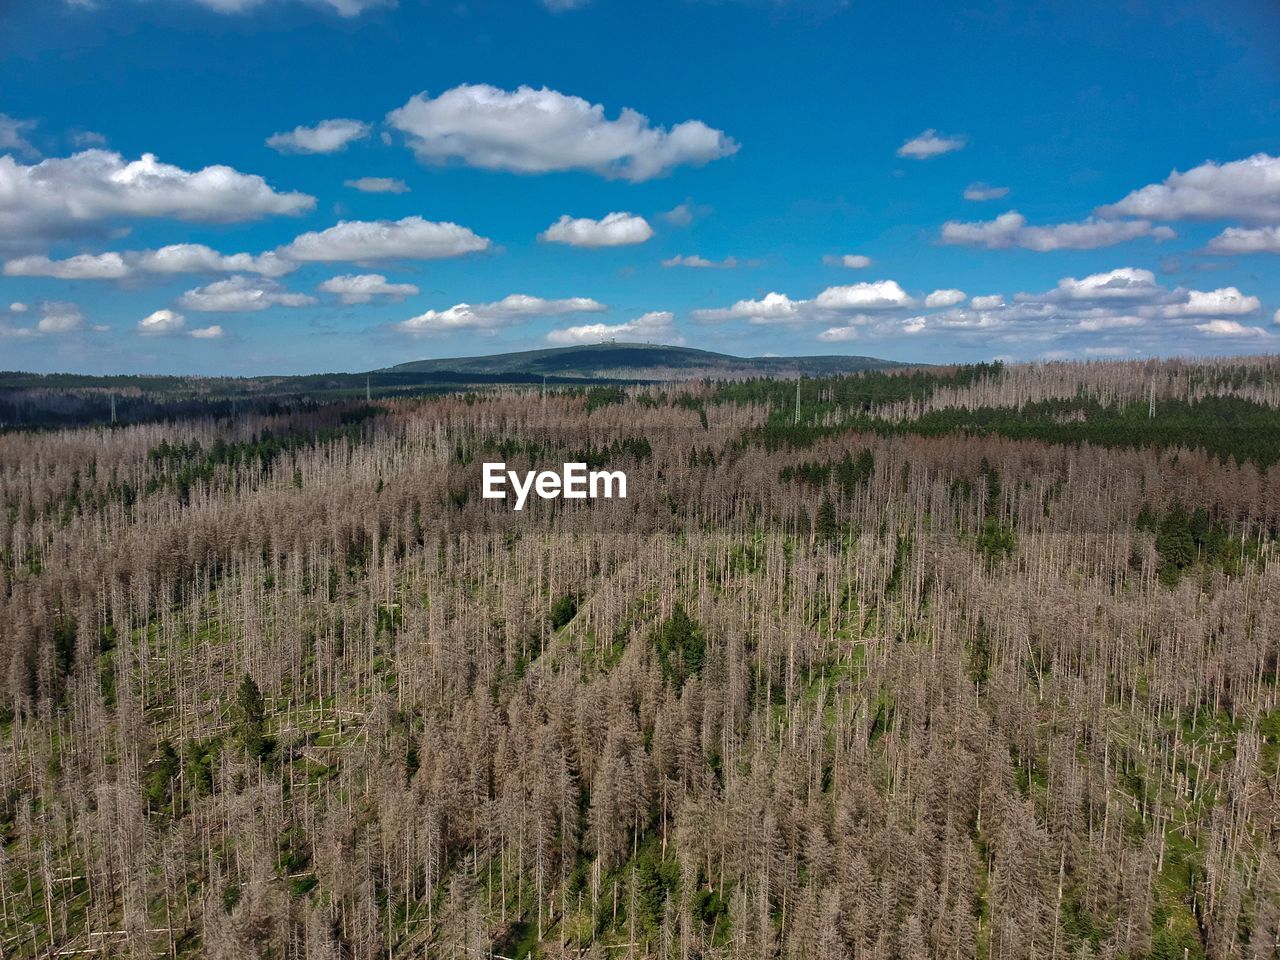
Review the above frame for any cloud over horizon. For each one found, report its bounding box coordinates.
[396,294,606,334]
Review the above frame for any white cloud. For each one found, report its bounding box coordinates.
[924,288,966,308]
[267,119,371,154]
[823,254,872,269]
[180,0,394,15]
[136,308,186,336]
[539,212,653,247]
[888,267,1269,351]
[397,293,605,334]
[662,254,737,268]
[1205,225,1280,254]
[542,0,589,10]
[0,114,37,156]
[694,281,914,325]
[178,276,317,312]
[9,302,28,313]
[296,0,393,13]
[36,301,87,334]
[547,310,678,344]
[279,216,490,262]
[135,243,294,277]
[1162,287,1260,318]
[386,84,737,181]
[345,176,410,194]
[4,252,130,279]
[318,273,419,304]
[941,211,1175,251]
[3,243,294,279]
[1193,319,1270,338]
[963,182,1009,201]
[691,292,805,324]
[1275,309,1280,325]
[1045,267,1162,302]
[133,307,226,339]
[815,280,913,311]
[0,150,313,253]
[897,129,966,159]
[1098,154,1280,223]
[686,265,1269,357]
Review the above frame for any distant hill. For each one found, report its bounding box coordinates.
[0,344,914,430]
[384,342,912,381]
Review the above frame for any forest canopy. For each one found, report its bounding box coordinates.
[0,355,1278,959]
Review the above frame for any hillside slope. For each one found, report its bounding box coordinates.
[384,341,911,380]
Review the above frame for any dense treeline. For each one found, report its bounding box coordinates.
[1,357,1278,959]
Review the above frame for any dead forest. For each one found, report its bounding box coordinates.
[1,356,1278,960]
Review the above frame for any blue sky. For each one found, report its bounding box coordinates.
[1,0,1278,374]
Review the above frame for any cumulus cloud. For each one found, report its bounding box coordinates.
[318,273,419,304]
[4,244,294,279]
[896,268,1268,346]
[694,281,916,325]
[178,276,317,312]
[823,254,872,269]
[941,211,1175,251]
[691,265,1270,355]
[180,0,394,15]
[662,254,737,268]
[691,292,805,324]
[547,310,678,345]
[134,308,225,338]
[1098,154,1280,223]
[1193,319,1271,338]
[539,212,653,247]
[815,280,913,311]
[36,301,88,335]
[136,308,187,336]
[4,252,130,280]
[386,84,737,181]
[924,289,966,308]
[963,183,1009,201]
[396,294,605,334]
[0,150,313,253]
[9,302,28,313]
[278,216,490,262]
[1205,225,1280,254]
[135,243,294,277]
[897,129,966,159]
[345,176,410,194]
[1162,287,1260,318]
[1044,267,1163,302]
[267,119,371,154]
